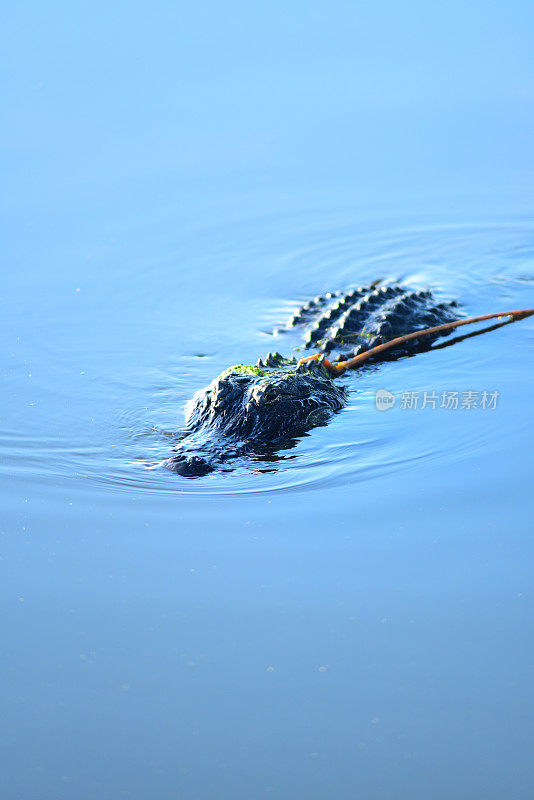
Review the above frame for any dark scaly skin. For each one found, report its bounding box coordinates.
[165,283,460,476]
[291,284,459,361]
[166,355,347,476]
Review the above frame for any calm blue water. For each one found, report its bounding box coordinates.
[2,2,534,798]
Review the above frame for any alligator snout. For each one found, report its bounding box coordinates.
[165,454,214,477]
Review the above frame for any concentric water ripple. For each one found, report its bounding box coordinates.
[2,213,534,496]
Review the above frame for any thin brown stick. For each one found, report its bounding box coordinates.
[299,308,534,376]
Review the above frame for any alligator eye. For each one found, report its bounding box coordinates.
[261,387,280,403]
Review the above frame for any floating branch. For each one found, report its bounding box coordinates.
[300,308,534,376]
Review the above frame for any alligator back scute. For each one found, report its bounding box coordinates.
[297,284,460,361]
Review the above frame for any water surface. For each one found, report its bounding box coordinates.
[3,0,534,797]
[2,203,534,800]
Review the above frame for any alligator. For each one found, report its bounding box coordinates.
[165,282,466,476]
[164,282,534,477]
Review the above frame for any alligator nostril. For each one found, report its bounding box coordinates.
[166,455,214,477]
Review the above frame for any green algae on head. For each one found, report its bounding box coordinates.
[220,364,270,378]
[219,353,336,383]
[220,353,300,379]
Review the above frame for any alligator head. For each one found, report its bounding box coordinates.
[165,353,347,476]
